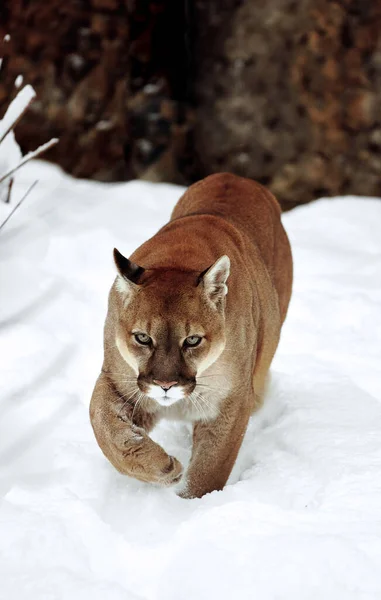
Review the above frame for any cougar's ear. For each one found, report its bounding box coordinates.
[113,248,145,293]
[198,255,230,306]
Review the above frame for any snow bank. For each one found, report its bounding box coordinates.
[1,161,381,599]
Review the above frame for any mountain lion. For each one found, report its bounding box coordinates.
[90,173,293,498]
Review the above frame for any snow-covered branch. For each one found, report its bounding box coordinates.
[0,76,59,206]
[0,84,36,144]
[0,137,59,185]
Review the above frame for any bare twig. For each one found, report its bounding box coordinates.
[5,177,13,204]
[0,138,58,185]
[0,179,38,233]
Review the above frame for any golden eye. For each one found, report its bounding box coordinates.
[134,333,152,345]
[184,335,202,348]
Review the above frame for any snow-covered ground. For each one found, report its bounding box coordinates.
[1,161,381,600]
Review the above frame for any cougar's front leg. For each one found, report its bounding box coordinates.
[180,394,252,498]
[90,373,183,485]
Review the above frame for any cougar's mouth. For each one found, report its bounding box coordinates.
[137,377,196,406]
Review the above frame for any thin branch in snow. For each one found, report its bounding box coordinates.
[0,138,58,184]
[0,85,36,144]
[0,179,38,233]
[5,176,13,204]
[0,35,10,70]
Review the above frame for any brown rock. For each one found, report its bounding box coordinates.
[1,0,381,209]
[0,0,188,182]
[188,0,381,208]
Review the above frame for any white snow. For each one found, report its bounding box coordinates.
[1,161,381,599]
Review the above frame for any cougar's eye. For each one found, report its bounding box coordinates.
[134,333,152,345]
[183,335,202,348]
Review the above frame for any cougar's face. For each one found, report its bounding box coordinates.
[113,258,230,407]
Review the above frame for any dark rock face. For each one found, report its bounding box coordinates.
[0,0,189,183]
[191,0,381,208]
[1,0,381,208]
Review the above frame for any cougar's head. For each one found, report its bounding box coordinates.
[112,248,230,407]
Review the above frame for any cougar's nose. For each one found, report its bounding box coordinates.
[153,379,178,391]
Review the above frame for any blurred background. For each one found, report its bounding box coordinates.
[1,0,381,210]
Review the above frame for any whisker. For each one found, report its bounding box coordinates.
[117,388,140,419]
[196,383,217,391]
[188,393,202,421]
[194,390,211,408]
[195,387,223,414]
[190,391,208,422]
[194,389,221,417]
[132,391,147,423]
[115,385,140,400]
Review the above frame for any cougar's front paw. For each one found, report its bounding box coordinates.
[160,455,183,486]
[177,485,198,499]
[110,428,183,487]
[176,477,211,499]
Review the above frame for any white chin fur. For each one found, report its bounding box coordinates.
[147,384,184,407]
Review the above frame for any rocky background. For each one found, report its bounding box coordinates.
[1,0,381,209]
